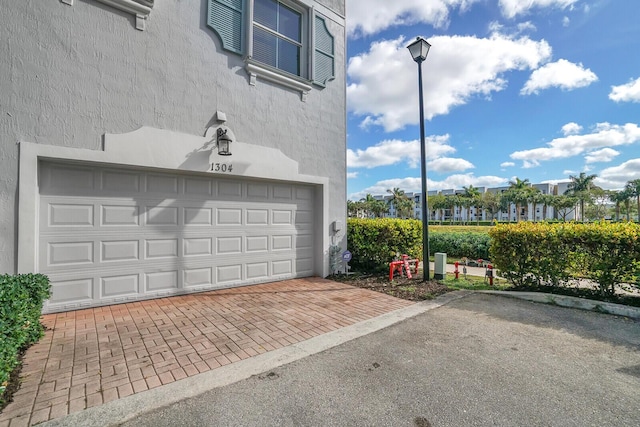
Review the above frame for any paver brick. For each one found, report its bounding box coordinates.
[2,278,412,426]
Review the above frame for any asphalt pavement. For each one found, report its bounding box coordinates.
[117,293,640,427]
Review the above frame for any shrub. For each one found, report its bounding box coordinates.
[0,274,50,405]
[347,219,491,272]
[489,222,573,288]
[348,218,422,272]
[489,222,640,294]
[430,232,490,260]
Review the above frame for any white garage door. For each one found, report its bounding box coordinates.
[38,162,316,313]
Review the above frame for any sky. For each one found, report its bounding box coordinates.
[345,0,640,200]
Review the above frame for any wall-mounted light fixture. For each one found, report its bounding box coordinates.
[216,128,232,156]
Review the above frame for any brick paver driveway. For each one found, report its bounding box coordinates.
[0,278,413,426]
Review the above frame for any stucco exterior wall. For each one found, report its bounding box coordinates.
[0,0,346,273]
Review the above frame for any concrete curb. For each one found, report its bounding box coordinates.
[478,290,640,320]
[41,291,472,427]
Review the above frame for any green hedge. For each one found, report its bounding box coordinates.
[347,219,490,272]
[489,222,640,295]
[0,274,50,404]
[347,218,422,272]
[429,232,490,260]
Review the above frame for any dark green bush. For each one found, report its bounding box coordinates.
[347,219,491,272]
[347,218,422,272]
[489,222,640,294]
[0,274,50,404]
[429,232,490,260]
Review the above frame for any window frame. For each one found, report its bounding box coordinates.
[250,0,308,78]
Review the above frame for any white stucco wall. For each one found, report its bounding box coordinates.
[0,0,347,273]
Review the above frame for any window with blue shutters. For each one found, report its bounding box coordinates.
[207,0,336,95]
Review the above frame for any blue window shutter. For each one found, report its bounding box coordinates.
[207,0,245,54]
[313,14,335,86]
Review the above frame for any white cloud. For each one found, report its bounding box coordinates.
[510,122,640,165]
[348,174,508,199]
[347,33,551,132]
[499,0,578,19]
[562,16,570,27]
[347,135,455,169]
[500,161,515,167]
[584,148,620,164]
[346,0,477,37]
[596,159,640,190]
[428,157,475,173]
[347,172,359,179]
[609,77,640,103]
[521,59,598,95]
[562,122,582,135]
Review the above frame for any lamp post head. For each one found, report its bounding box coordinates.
[407,36,431,63]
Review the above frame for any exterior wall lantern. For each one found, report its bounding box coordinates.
[216,128,232,156]
[407,36,432,282]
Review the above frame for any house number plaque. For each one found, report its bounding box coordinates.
[210,163,233,173]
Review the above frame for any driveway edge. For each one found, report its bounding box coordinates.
[478,290,640,320]
[41,290,471,427]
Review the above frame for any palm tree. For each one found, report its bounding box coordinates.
[506,178,531,222]
[625,179,640,221]
[608,190,631,221]
[359,194,387,218]
[386,188,412,219]
[564,172,597,222]
[428,194,443,224]
[461,185,482,224]
[443,194,459,224]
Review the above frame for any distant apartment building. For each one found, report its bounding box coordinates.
[368,182,578,222]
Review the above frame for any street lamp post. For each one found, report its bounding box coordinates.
[407,36,431,281]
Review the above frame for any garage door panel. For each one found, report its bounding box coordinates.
[101,274,140,298]
[246,209,269,225]
[183,268,213,288]
[49,277,94,304]
[102,204,140,226]
[272,259,293,275]
[246,262,269,280]
[217,208,243,225]
[273,185,293,199]
[101,169,140,193]
[47,241,94,266]
[184,177,212,196]
[247,183,269,199]
[101,240,140,262]
[184,207,213,226]
[216,236,243,255]
[39,163,317,312]
[272,235,293,251]
[217,264,242,283]
[184,237,213,256]
[217,180,243,198]
[146,206,179,226]
[296,257,314,274]
[146,174,179,194]
[40,164,95,195]
[48,203,95,227]
[145,239,179,259]
[145,271,179,292]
